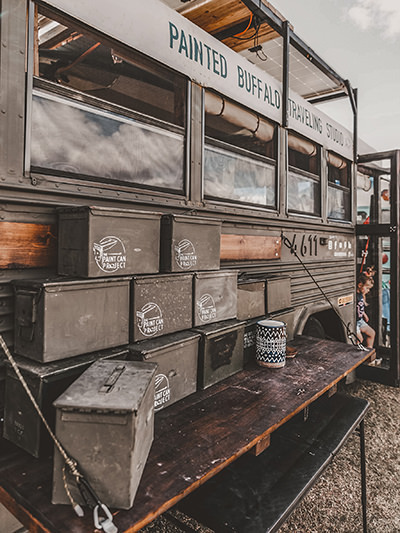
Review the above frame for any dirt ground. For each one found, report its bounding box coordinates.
[142,378,400,533]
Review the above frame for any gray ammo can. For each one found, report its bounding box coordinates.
[13,277,130,362]
[52,360,157,510]
[3,347,128,458]
[131,274,193,341]
[129,331,200,411]
[265,276,291,313]
[160,214,221,272]
[57,206,161,277]
[192,319,245,389]
[237,279,266,320]
[193,270,238,326]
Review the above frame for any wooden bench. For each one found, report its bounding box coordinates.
[178,392,369,533]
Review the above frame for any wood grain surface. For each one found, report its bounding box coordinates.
[0,336,374,532]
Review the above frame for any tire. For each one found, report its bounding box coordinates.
[303,316,326,339]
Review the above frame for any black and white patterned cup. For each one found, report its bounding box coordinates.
[256,319,286,368]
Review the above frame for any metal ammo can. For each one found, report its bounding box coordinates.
[52,359,157,510]
[237,278,266,321]
[57,206,161,277]
[192,319,245,389]
[13,277,130,362]
[3,347,129,457]
[193,270,238,327]
[265,276,291,313]
[129,330,200,411]
[131,273,193,341]
[160,214,221,272]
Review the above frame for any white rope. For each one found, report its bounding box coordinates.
[0,334,81,478]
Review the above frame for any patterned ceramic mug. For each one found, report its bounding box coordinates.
[256,319,287,368]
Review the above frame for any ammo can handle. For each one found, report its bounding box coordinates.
[99,364,126,393]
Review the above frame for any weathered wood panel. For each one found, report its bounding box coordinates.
[0,222,56,269]
[221,234,281,260]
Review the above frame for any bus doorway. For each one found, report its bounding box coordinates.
[356,150,400,386]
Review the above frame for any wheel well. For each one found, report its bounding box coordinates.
[302,310,346,342]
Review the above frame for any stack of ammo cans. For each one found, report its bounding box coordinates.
[5,206,161,509]
[130,213,245,394]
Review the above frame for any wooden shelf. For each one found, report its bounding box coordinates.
[0,336,374,532]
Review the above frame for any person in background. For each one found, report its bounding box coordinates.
[364,265,376,279]
[356,272,375,348]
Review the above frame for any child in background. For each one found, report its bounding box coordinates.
[356,272,375,348]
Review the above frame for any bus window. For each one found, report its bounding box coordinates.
[30,9,187,192]
[327,152,351,221]
[203,91,277,208]
[287,132,320,216]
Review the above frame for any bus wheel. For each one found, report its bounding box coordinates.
[303,316,326,339]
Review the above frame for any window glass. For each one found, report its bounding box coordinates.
[37,11,186,126]
[288,132,320,216]
[287,171,320,215]
[204,145,275,206]
[327,152,351,220]
[31,91,184,190]
[328,187,350,220]
[204,91,276,208]
[32,8,186,191]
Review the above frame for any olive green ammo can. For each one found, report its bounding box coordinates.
[129,330,200,411]
[160,214,221,272]
[193,270,238,327]
[265,276,292,313]
[52,360,157,510]
[193,319,244,389]
[131,274,193,341]
[13,277,130,362]
[57,206,161,277]
[3,347,128,457]
[237,279,266,320]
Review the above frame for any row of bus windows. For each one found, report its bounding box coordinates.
[32,8,350,220]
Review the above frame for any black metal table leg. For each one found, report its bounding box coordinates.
[359,419,368,533]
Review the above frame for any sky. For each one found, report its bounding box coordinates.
[270,0,400,153]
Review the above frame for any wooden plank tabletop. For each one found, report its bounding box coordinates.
[0,336,374,533]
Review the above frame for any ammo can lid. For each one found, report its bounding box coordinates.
[6,347,129,380]
[132,273,193,284]
[161,214,221,227]
[13,276,131,292]
[57,205,161,219]
[53,360,157,412]
[191,318,245,337]
[237,278,266,287]
[194,270,238,280]
[129,330,200,360]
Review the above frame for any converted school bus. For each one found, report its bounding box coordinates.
[0,0,399,531]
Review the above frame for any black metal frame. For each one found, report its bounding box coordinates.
[356,150,400,386]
